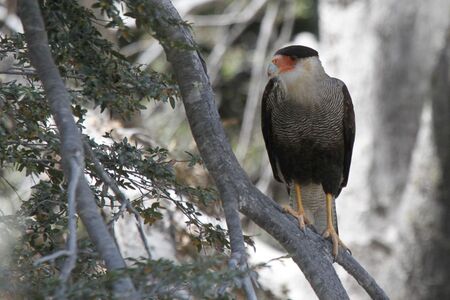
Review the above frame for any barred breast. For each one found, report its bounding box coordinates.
[272,78,345,146]
[270,77,346,195]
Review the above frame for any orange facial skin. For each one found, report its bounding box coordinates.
[272,54,296,73]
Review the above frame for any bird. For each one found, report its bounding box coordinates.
[261,45,355,257]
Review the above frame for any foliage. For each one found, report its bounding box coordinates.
[0,0,245,298]
[126,256,246,299]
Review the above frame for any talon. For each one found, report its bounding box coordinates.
[283,205,310,230]
[282,182,311,230]
[322,226,349,258]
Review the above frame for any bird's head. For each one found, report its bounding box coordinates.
[267,45,322,82]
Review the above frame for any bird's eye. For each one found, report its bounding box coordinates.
[272,57,279,65]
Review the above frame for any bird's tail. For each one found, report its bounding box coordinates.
[293,183,338,235]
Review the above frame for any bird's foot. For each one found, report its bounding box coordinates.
[322,226,349,258]
[282,206,310,230]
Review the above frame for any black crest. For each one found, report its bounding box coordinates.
[274,45,318,59]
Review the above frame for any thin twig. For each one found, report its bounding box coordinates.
[0,69,84,79]
[273,0,296,50]
[56,158,81,298]
[34,250,71,265]
[30,148,81,298]
[0,70,36,76]
[133,0,220,66]
[190,0,267,27]
[207,0,268,85]
[83,141,152,258]
[201,0,246,84]
[0,174,25,202]
[172,0,219,16]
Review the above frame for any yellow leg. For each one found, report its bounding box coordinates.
[283,182,310,230]
[322,193,348,257]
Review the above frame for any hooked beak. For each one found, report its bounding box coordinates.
[267,62,279,78]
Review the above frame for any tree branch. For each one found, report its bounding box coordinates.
[34,250,71,265]
[146,0,388,299]
[190,0,267,27]
[83,140,152,258]
[337,252,389,299]
[56,158,81,298]
[17,1,140,298]
[206,0,268,85]
[0,70,36,76]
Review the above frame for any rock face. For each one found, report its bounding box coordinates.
[319,0,450,298]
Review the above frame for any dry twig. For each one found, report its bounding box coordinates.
[207,0,268,85]
[83,141,152,258]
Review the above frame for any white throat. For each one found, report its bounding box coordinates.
[278,57,327,104]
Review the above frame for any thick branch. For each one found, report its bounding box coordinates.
[18,1,139,298]
[147,1,388,299]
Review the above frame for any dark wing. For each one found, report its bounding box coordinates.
[341,84,355,187]
[261,78,285,183]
